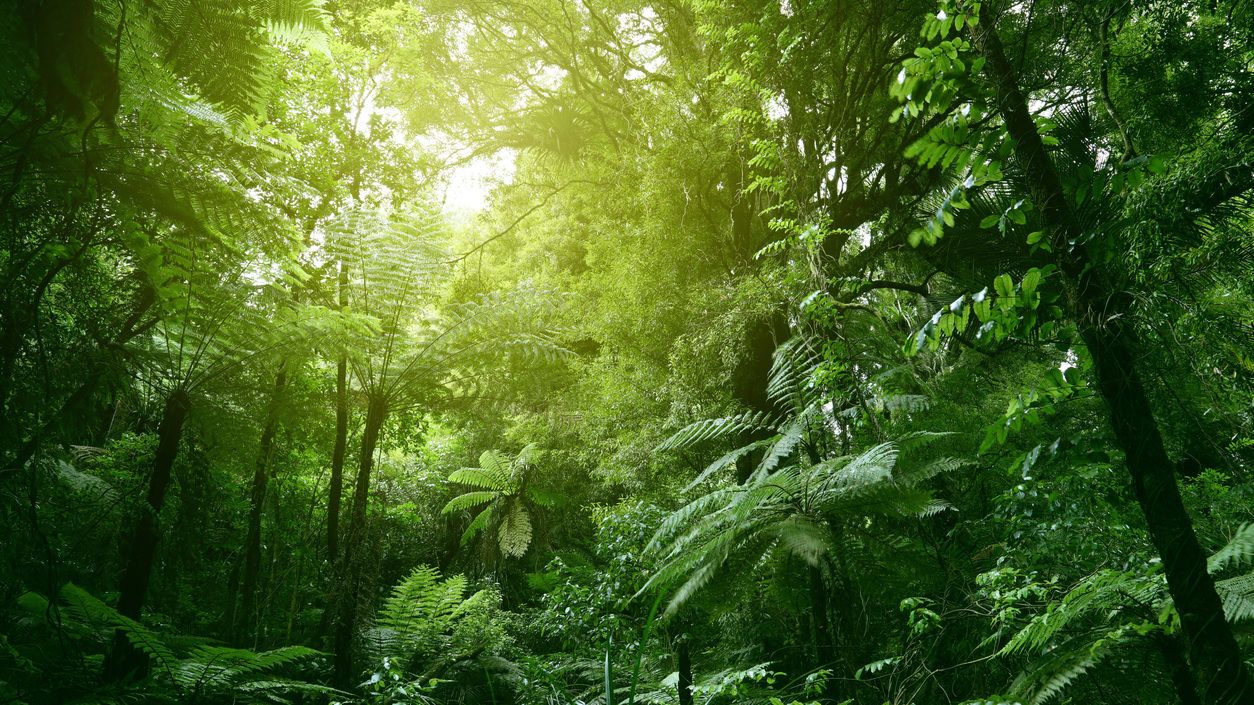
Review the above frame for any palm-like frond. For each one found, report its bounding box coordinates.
[645,437,959,613]
[656,411,781,451]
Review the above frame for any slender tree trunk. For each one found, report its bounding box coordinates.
[235,363,288,643]
[327,356,348,556]
[103,388,190,679]
[969,10,1251,703]
[332,393,387,687]
[677,636,694,705]
[327,261,349,558]
[808,564,835,669]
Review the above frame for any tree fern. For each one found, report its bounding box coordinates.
[643,436,958,614]
[442,443,556,559]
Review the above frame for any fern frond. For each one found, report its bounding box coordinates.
[461,505,494,546]
[656,411,780,451]
[176,645,320,691]
[442,491,500,515]
[765,337,821,410]
[1008,634,1107,705]
[478,450,512,478]
[498,501,533,558]
[1001,570,1165,657]
[878,394,930,414]
[365,565,489,672]
[814,442,897,493]
[447,467,508,491]
[60,584,178,681]
[52,459,119,503]
[645,487,739,552]
[770,515,832,566]
[1208,523,1254,574]
[754,405,819,477]
[682,438,774,493]
[903,456,970,484]
[1217,572,1254,622]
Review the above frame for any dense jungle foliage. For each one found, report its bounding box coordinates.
[2,1,1253,703]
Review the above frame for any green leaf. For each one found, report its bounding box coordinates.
[1021,269,1042,299]
[994,274,1015,300]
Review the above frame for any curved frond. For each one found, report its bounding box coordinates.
[461,505,495,546]
[448,467,508,491]
[683,438,774,493]
[656,411,780,451]
[441,490,500,515]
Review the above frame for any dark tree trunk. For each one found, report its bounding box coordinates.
[677,636,694,705]
[970,10,1251,703]
[327,355,348,559]
[235,363,288,644]
[731,314,790,483]
[1158,632,1204,705]
[331,393,387,687]
[327,261,349,559]
[808,564,835,669]
[103,388,190,680]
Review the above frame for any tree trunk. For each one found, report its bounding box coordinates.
[731,314,790,483]
[969,10,1251,703]
[235,363,288,644]
[103,388,190,680]
[332,392,387,687]
[327,260,349,559]
[1158,632,1204,705]
[808,564,835,669]
[677,636,694,705]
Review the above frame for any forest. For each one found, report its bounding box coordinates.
[1,0,1252,704]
